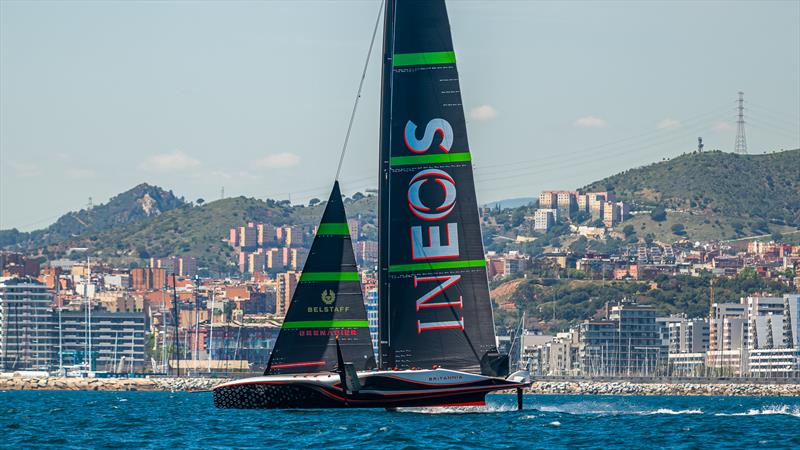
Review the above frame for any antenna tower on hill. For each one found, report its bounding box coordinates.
[734,91,748,154]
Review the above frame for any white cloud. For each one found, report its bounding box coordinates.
[656,117,681,130]
[469,105,498,121]
[573,115,608,128]
[65,168,95,180]
[712,121,733,133]
[210,170,257,181]
[8,161,42,178]
[255,152,301,169]
[139,150,200,172]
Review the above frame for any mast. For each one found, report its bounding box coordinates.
[377,0,396,371]
[56,275,63,374]
[172,273,180,376]
[86,257,92,371]
[208,290,215,373]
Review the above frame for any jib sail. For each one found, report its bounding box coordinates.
[266,181,377,374]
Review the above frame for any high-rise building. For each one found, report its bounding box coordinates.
[131,267,167,291]
[257,223,276,247]
[275,271,300,317]
[587,195,605,220]
[265,248,280,269]
[365,288,378,357]
[58,308,147,372]
[247,251,267,274]
[538,191,557,209]
[602,202,621,227]
[0,252,40,278]
[284,226,303,247]
[579,301,661,376]
[239,224,258,250]
[150,256,197,277]
[668,318,710,354]
[289,248,308,271]
[556,191,577,219]
[355,241,378,266]
[347,218,360,240]
[534,209,557,231]
[0,278,55,370]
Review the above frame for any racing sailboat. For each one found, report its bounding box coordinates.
[213,0,530,409]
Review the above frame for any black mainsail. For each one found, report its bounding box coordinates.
[265,182,376,375]
[378,0,504,375]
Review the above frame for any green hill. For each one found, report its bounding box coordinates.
[0,183,186,249]
[55,193,377,275]
[583,149,800,231]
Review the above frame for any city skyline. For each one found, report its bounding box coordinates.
[2,0,799,231]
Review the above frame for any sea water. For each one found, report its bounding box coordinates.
[1,391,798,449]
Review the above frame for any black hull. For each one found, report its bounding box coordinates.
[213,382,490,409]
[213,369,527,409]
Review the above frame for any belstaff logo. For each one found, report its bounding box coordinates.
[321,289,336,305]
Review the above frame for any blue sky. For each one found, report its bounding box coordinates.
[1,0,798,231]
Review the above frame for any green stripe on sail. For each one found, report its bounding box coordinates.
[300,272,360,282]
[393,51,456,67]
[282,320,370,329]
[391,153,471,166]
[389,259,486,273]
[317,223,350,235]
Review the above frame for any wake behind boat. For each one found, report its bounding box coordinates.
[213,0,531,409]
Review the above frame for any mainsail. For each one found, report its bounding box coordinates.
[266,182,376,375]
[378,0,504,375]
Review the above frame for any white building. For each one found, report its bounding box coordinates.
[365,288,379,357]
[533,209,558,231]
[668,318,709,354]
[0,278,56,370]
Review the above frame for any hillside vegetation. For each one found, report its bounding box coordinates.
[493,270,797,333]
[56,194,377,274]
[583,149,800,229]
[0,183,185,248]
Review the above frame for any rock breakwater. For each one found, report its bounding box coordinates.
[0,376,229,392]
[3,375,798,396]
[529,380,800,396]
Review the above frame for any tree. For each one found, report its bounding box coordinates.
[511,208,526,227]
[671,223,686,236]
[650,206,667,222]
[622,224,635,238]
[569,236,588,257]
[574,211,590,224]
[351,192,365,201]
[196,198,205,206]
[309,198,321,206]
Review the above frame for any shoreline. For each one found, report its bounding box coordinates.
[2,376,799,396]
[528,380,800,396]
[0,376,227,392]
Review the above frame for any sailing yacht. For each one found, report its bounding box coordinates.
[213,0,530,409]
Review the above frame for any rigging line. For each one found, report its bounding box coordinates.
[335,0,385,181]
